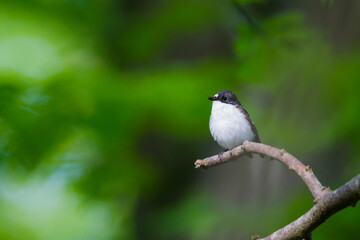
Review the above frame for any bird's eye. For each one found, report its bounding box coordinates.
[222,96,227,101]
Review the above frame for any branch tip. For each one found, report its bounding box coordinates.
[194,160,203,169]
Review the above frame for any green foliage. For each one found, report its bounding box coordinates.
[0,0,359,239]
[235,0,262,4]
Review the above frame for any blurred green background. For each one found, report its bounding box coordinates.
[0,0,359,239]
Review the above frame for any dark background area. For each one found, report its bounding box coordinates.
[0,0,359,239]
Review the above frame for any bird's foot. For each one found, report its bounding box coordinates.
[218,148,233,159]
[217,149,228,159]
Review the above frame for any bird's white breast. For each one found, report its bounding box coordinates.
[209,101,255,149]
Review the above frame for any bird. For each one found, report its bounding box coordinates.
[208,90,260,150]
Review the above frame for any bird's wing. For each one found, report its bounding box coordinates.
[237,106,261,143]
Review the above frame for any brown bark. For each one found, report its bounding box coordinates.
[194,141,360,240]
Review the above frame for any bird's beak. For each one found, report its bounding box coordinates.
[208,97,215,101]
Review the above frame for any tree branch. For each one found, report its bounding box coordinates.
[259,174,360,240]
[195,141,330,200]
[194,141,360,239]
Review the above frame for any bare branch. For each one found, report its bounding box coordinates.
[195,141,330,199]
[259,174,360,240]
[194,145,246,169]
[195,141,360,239]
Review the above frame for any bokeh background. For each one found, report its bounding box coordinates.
[0,0,359,239]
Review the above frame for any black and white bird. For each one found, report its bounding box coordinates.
[208,90,260,150]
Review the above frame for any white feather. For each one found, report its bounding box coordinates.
[209,101,255,149]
